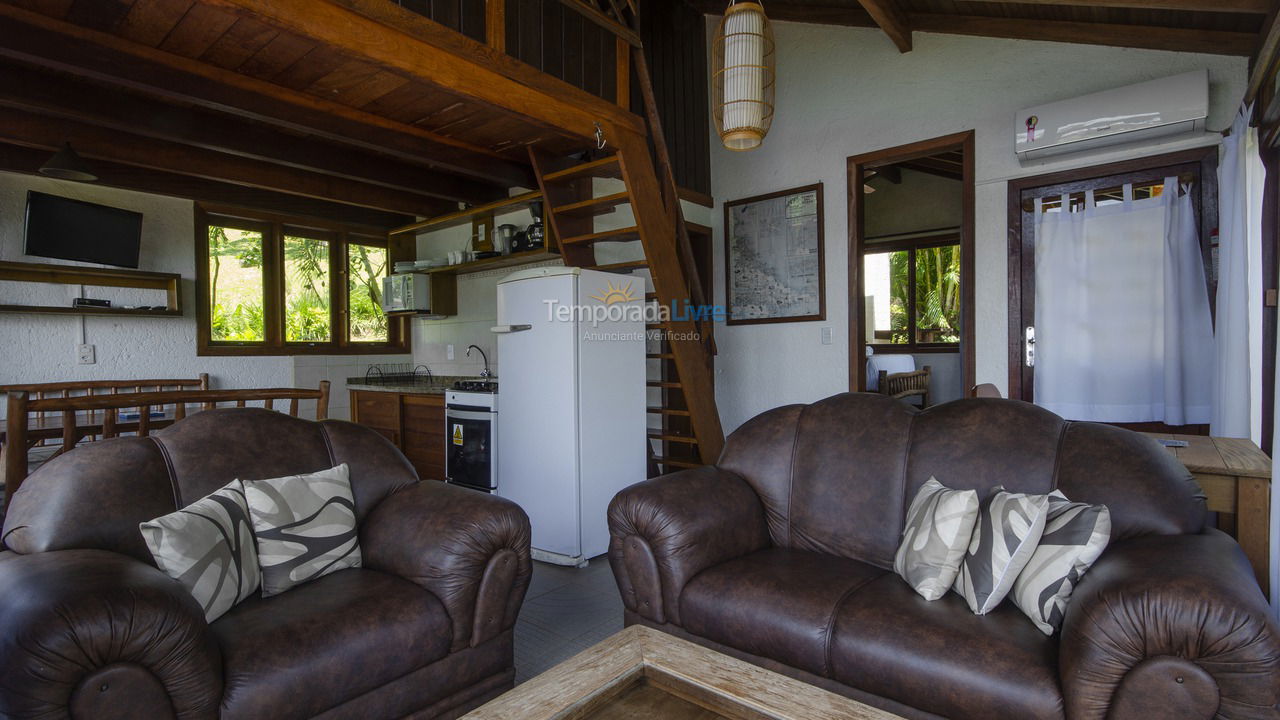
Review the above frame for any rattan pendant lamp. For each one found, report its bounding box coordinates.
[712,0,776,151]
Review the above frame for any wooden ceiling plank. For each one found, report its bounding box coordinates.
[157,3,238,58]
[199,16,279,69]
[0,61,505,203]
[908,13,1255,56]
[0,141,411,228]
[116,0,196,47]
[8,0,74,17]
[0,3,534,186]
[0,107,453,216]
[237,30,315,78]
[65,0,136,32]
[959,0,1269,14]
[857,0,914,52]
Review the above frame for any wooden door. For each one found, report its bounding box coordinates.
[1006,148,1217,432]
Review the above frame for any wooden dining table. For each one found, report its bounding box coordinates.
[1142,433,1271,598]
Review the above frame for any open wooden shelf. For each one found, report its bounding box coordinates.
[0,260,182,318]
[389,190,544,236]
[420,248,562,276]
[0,305,181,317]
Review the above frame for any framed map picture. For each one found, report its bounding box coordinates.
[724,183,825,325]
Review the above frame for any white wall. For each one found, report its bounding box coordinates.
[0,172,408,421]
[708,24,1247,432]
[0,173,293,392]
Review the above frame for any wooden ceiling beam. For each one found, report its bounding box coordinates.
[0,3,534,188]
[689,0,878,28]
[1245,5,1280,106]
[0,62,507,206]
[959,0,1269,13]
[210,0,646,140]
[0,143,411,229]
[909,13,1255,56]
[856,0,914,52]
[0,108,455,217]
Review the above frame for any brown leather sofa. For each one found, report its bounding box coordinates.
[608,394,1280,720]
[0,408,531,720]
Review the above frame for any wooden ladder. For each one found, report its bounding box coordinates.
[531,147,722,472]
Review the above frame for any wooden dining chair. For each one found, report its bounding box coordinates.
[878,366,932,408]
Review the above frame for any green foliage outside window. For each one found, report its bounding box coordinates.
[887,244,960,344]
[209,226,265,342]
[207,224,390,346]
[348,244,387,343]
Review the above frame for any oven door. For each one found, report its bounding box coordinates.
[445,407,495,490]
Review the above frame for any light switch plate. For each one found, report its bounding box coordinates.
[447,344,455,360]
[77,343,96,364]
[820,327,832,345]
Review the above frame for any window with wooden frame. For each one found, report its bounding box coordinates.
[863,232,962,351]
[197,207,405,355]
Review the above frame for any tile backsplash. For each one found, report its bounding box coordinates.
[292,353,412,421]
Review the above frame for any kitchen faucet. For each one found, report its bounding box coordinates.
[466,345,491,377]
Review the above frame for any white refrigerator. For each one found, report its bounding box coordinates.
[493,267,646,566]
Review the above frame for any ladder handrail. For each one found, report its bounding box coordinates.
[621,10,717,358]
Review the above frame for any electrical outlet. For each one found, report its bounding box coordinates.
[446,344,455,360]
[77,343,96,364]
[820,327,832,345]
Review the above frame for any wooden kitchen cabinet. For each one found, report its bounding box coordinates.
[350,390,446,481]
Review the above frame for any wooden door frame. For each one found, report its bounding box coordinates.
[847,131,976,394]
[1005,146,1220,403]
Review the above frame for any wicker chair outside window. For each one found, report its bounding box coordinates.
[878,365,931,408]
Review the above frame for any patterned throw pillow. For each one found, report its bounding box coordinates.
[894,477,981,601]
[140,480,260,622]
[243,464,362,597]
[953,487,1050,615]
[1011,490,1111,635]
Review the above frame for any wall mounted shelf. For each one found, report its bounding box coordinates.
[390,190,544,236]
[420,248,561,277]
[0,260,182,317]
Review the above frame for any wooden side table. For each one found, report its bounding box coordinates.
[1142,433,1271,598]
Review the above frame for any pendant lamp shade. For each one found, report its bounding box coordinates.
[39,143,97,182]
[712,1,775,152]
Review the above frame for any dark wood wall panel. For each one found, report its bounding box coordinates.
[504,0,616,106]
[634,0,710,195]
[398,0,486,42]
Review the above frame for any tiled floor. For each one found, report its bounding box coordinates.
[514,555,624,684]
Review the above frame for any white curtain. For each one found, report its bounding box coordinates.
[1034,179,1214,423]
[1214,108,1265,441]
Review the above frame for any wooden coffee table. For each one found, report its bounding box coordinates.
[464,625,901,720]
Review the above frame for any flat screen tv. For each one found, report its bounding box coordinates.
[24,191,143,268]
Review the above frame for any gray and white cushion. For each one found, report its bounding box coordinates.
[953,487,1050,615]
[140,480,260,622]
[244,463,361,597]
[1011,490,1111,634]
[894,477,981,601]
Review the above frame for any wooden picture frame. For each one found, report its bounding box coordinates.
[723,183,825,325]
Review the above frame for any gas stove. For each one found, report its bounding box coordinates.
[452,379,498,393]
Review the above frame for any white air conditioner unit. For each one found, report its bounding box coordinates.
[1014,70,1208,162]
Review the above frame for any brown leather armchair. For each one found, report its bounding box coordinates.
[0,408,531,720]
[608,393,1280,720]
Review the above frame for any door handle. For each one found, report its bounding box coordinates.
[1025,326,1036,368]
[490,324,532,334]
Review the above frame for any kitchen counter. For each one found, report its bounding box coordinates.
[345,382,449,395]
[345,375,493,395]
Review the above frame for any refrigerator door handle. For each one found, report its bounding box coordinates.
[491,324,532,334]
